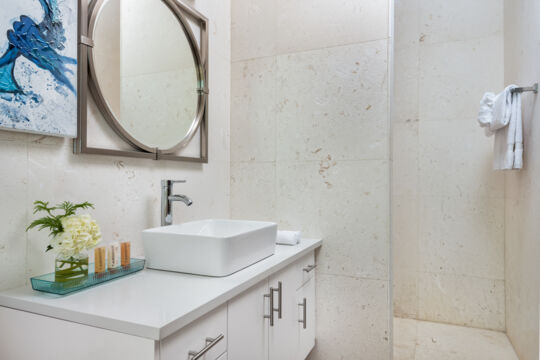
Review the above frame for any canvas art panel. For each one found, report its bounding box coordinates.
[0,0,78,137]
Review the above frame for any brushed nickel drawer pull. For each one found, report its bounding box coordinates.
[264,290,274,326]
[265,282,282,325]
[274,281,282,319]
[188,334,224,360]
[298,298,307,329]
[303,264,317,273]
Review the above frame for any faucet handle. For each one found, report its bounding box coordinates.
[161,180,187,188]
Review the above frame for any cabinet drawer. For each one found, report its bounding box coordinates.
[161,305,227,360]
[295,252,316,290]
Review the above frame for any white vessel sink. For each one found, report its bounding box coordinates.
[142,219,277,277]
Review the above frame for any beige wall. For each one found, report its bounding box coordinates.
[504,1,540,359]
[0,0,230,291]
[230,1,392,358]
[393,0,506,330]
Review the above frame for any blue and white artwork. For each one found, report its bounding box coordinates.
[0,0,78,137]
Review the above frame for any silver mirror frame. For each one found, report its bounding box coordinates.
[74,0,209,162]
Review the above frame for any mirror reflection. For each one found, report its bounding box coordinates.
[92,0,200,151]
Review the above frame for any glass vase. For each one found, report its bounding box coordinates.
[54,253,89,283]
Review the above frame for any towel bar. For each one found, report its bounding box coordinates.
[511,83,538,94]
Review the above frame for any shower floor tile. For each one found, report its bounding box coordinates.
[394,318,519,360]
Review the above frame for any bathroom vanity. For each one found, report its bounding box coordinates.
[0,239,321,360]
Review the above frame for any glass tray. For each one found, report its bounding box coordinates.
[31,258,145,295]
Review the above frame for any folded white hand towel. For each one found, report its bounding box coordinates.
[276,230,301,246]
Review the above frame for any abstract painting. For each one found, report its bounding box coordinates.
[0,0,78,137]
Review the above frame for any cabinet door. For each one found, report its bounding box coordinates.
[296,278,315,360]
[268,264,299,360]
[228,280,269,360]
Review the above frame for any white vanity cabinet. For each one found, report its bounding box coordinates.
[228,252,317,360]
[0,241,321,360]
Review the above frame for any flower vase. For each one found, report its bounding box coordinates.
[54,253,89,283]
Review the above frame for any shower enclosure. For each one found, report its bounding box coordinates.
[391,1,538,359]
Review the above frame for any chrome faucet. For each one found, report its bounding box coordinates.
[161,180,193,226]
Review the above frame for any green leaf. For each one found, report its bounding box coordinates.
[32,200,54,215]
[54,201,94,217]
[25,216,63,235]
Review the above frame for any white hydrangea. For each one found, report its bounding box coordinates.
[52,214,102,259]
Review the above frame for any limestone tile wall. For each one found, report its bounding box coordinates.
[503,1,540,359]
[0,0,230,291]
[230,1,392,359]
[392,0,506,330]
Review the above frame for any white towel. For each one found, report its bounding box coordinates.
[478,85,523,170]
[276,230,301,246]
[478,92,496,136]
[514,93,523,169]
[491,85,515,131]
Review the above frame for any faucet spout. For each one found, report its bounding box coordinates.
[161,180,192,226]
[168,194,193,207]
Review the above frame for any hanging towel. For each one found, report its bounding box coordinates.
[478,85,522,170]
[478,92,496,135]
[514,93,523,169]
[491,85,515,131]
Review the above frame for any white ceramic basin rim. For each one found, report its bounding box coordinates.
[146,219,274,239]
[142,219,277,277]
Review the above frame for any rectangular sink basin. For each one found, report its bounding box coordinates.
[142,219,277,277]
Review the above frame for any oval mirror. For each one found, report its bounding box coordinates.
[88,0,205,153]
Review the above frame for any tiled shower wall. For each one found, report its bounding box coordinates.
[504,1,540,359]
[230,1,393,358]
[0,0,231,291]
[392,0,505,330]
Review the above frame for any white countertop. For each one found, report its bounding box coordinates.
[0,239,321,340]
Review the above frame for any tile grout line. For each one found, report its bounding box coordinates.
[413,0,421,324]
[412,318,418,360]
[387,3,395,353]
[415,269,505,282]
[232,36,391,64]
[272,54,278,224]
[24,135,30,286]
[317,271,389,283]
[417,32,505,49]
